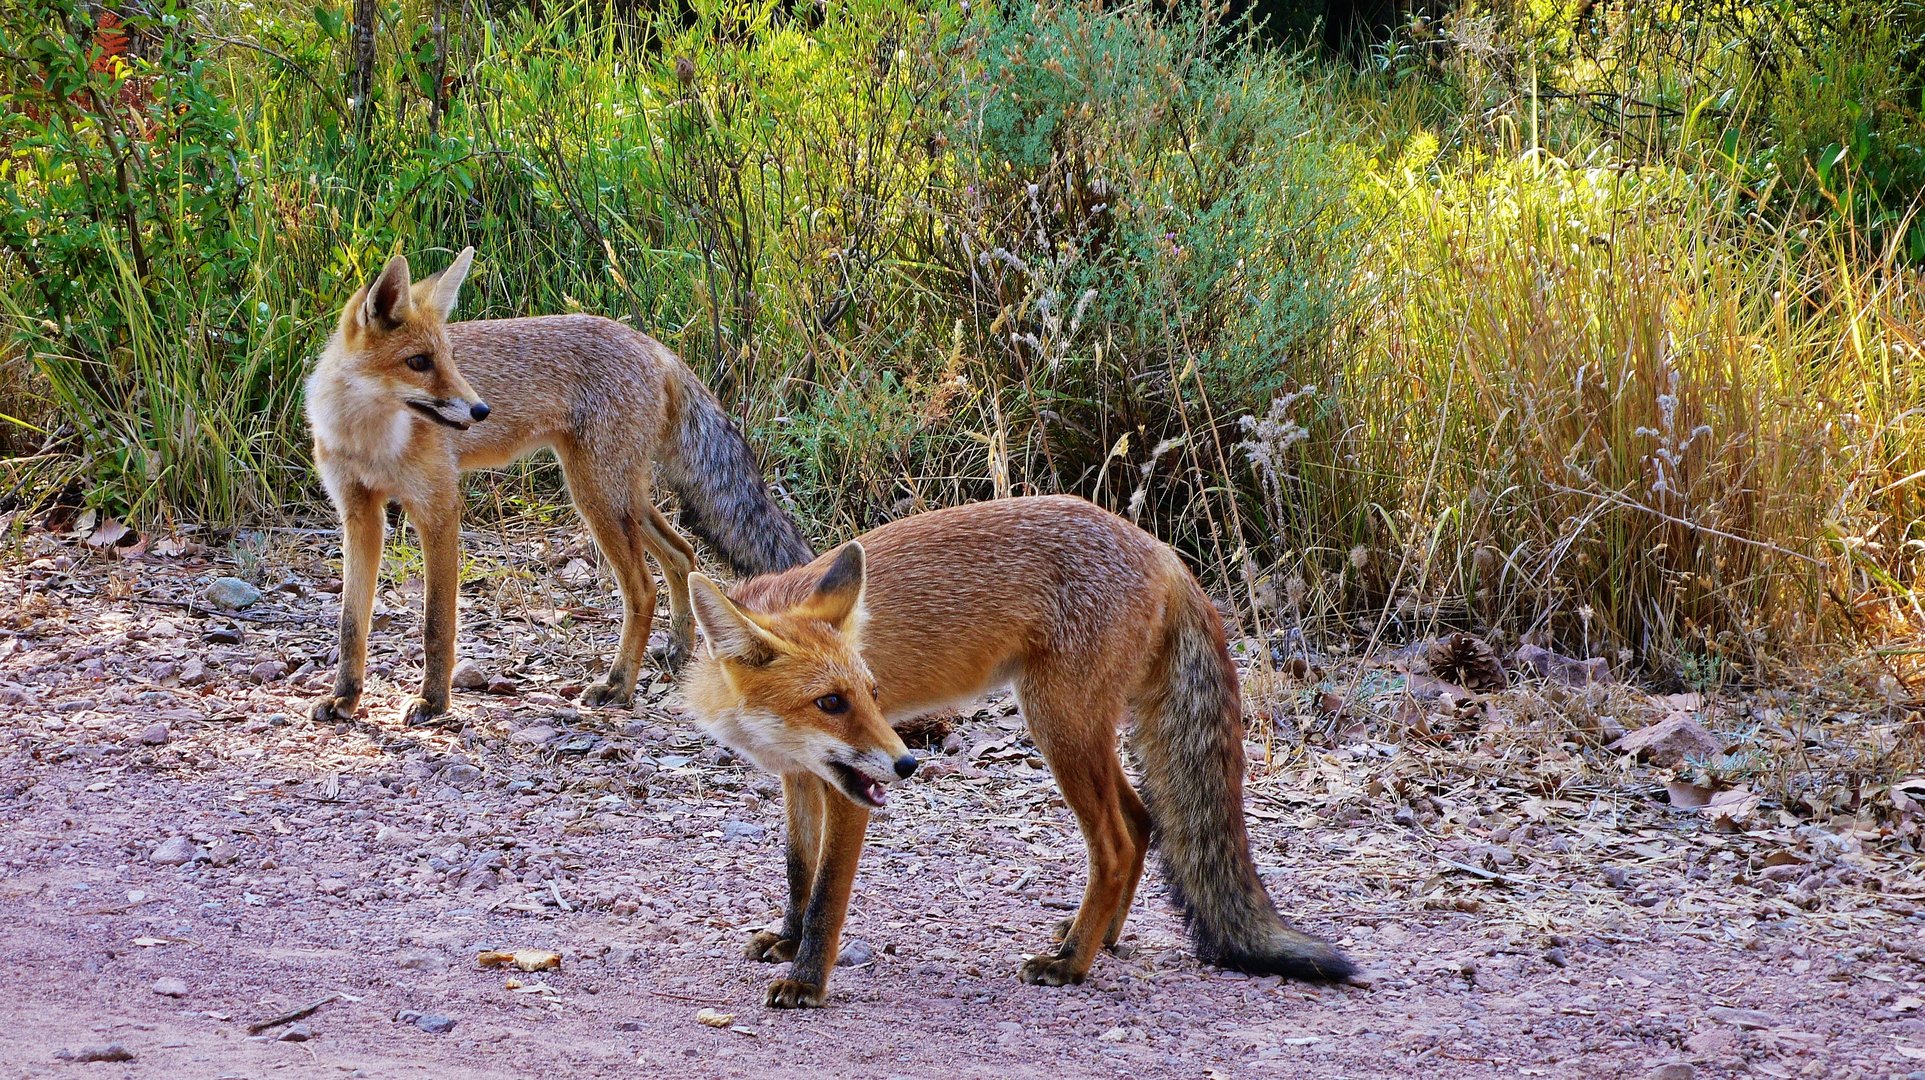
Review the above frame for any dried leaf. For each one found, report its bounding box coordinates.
[476,949,561,972]
[85,518,131,548]
[1665,781,1715,809]
[696,1008,735,1028]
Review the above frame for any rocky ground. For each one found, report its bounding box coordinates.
[1,516,1923,1079]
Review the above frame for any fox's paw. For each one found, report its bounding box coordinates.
[647,639,693,677]
[1019,953,1088,987]
[401,696,452,728]
[745,931,799,963]
[581,680,633,709]
[763,978,826,1009]
[310,694,360,723]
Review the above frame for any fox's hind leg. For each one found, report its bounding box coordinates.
[562,455,659,708]
[636,502,697,672]
[1014,672,1148,986]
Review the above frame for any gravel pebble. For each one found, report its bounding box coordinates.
[149,836,197,866]
[203,576,262,610]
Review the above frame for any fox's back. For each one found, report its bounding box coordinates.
[443,314,679,464]
[736,496,1188,714]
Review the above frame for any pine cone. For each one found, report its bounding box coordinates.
[1425,632,1507,691]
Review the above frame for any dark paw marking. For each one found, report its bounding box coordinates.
[401,696,451,727]
[745,931,799,963]
[581,681,632,708]
[310,695,359,723]
[1019,954,1088,987]
[648,640,693,676]
[764,978,826,1009]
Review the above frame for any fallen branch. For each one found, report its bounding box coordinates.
[246,994,340,1035]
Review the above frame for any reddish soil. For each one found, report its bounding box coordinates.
[1,523,1920,1079]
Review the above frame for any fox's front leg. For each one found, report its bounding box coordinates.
[764,774,870,1009]
[312,480,385,723]
[401,491,462,726]
[747,773,824,964]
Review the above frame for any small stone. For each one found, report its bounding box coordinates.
[316,878,350,896]
[836,939,875,967]
[485,676,518,695]
[1544,946,1568,968]
[375,825,417,849]
[249,660,287,685]
[510,725,557,746]
[151,976,188,997]
[1514,644,1612,687]
[277,1023,313,1042]
[204,841,241,868]
[393,949,446,972]
[1705,1006,1776,1030]
[1685,1028,1735,1056]
[137,723,170,746]
[443,764,482,787]
[1602,866,1630,889]
[451,659,489,691]
[1611,714,1722,768]
[414,1013,457,1034]
[149,836,197,866]
[203,577,262,610]
[1647,1062,1694,1080]
[721,821,766,843]
[55,1044,134,1063]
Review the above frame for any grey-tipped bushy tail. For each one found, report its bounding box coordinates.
[658,366,815,576]
[1131,572,1357,983]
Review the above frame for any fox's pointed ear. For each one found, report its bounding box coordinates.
[798,542,865,635]
[359,254,413,331]
[414,246,475,321]
[689,574,780,665]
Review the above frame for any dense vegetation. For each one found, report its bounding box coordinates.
[2,0,1921,684]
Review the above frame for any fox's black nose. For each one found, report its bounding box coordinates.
[469,401,491,422]
[893,754,919,779]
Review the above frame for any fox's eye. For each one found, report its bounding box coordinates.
[815,694,848,715]
[405,353,433,372]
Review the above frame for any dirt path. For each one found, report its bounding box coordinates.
[1,524,1920,1079]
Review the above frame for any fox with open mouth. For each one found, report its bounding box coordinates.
[681,496,1356,1009]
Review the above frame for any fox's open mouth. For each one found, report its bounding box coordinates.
[829,761,889,808]
[407,399,472,431]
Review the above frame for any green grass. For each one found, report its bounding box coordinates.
[1,0,1919,681]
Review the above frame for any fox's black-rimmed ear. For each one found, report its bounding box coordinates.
[360,254,414,331]
[689,573,781,665]
[414,246,474,321]
[797,542,865,636]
